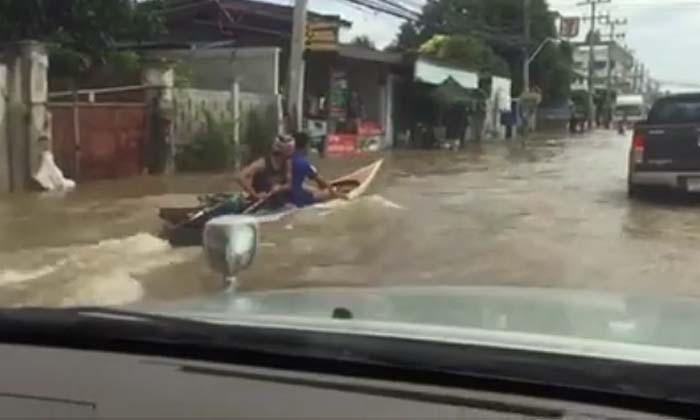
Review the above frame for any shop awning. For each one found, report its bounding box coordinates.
[431,77,481,105]
[414,58,478,89]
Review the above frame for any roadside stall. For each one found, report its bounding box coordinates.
[409,58,483,148]
[304,42,409,156]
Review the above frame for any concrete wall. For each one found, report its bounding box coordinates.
[28,45,50,176]
[172,88,231,145]
[2,41,49,192]
[150,47,280,95]
[172,88,281,146]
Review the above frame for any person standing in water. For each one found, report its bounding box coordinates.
[289,132,346,208]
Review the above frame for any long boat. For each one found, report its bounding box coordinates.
[159,159,383,247]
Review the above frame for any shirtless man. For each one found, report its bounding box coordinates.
[237,135,295,209]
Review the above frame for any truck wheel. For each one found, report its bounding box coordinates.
[628,181,643,198]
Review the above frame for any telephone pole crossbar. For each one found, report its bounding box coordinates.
[577,0,612,130]
[600,16,627,127]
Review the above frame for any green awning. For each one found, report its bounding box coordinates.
[431,77,480,105]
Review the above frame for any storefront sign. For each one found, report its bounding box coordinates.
[326,134,357,155]
[559,17,580,38]
[306,22,339,51]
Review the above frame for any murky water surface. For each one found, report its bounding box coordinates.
[2,130,700,307]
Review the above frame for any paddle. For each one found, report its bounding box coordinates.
[242,194,271,215]
[171,200,229,231]
[242,186,296,214]
[170,193,257,230]
[172,189,280,231]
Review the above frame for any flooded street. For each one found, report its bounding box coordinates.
[2,129,700,307]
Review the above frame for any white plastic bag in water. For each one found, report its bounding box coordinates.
[33,151,76,191]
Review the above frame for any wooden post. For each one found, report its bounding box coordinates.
[141,61,175,174]
[5,41,49,191]
[286,0,308,132]
[230,80,241,170]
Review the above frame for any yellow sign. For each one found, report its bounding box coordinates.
[306,22,339,51]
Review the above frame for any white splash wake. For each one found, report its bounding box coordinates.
[0,233,197,307]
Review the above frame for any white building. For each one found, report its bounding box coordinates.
[571,42,635,93]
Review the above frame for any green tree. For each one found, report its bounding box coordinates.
[0,0,165,77]
[585,30,602,44]
[350,35,376,50]
[397,0,573,102]
[418,34,508,76]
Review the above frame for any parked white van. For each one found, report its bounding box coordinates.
[614,94,648,128]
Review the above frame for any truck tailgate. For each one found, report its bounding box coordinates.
[638,124,700,171]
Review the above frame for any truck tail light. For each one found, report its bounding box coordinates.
[632,132,645,164]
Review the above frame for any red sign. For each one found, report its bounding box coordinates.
[559,17,580,38]
[357,121,382,136]
[326,134,357,155]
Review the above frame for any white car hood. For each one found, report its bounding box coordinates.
[144,286,700,365]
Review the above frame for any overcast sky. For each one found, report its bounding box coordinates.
[273,0,700,91]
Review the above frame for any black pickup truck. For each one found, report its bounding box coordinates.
[628,93,700,196]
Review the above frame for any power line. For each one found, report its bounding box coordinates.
[339,0,419,20]
[373,0,421,17]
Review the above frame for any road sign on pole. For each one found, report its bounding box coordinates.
[559,17,581,38]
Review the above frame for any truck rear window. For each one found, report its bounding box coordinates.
[648,97,700,124]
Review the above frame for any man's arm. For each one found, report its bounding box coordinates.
[309,170,331,190]
[273,161,293,194]
[236,158,265,199]
[309,168,347,200]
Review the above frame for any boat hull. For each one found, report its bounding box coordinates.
[159,160,383,247]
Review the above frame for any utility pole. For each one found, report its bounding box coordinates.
[603,18,626,96]
[287,0,309,132]
[523,0,531,95]
[578,0,611,130]
[521,0,531,138]
[601,16,626,128]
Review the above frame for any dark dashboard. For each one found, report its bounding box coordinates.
[0,308,695,419]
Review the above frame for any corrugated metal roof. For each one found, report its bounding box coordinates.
[158,0,351,27]
[415,58,478,89]
[336,45,405,65]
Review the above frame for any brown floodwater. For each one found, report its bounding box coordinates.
[2,130,700,307]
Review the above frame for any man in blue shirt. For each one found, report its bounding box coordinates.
[290,132,345,208]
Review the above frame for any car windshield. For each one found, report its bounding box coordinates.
[0,0,698,366]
